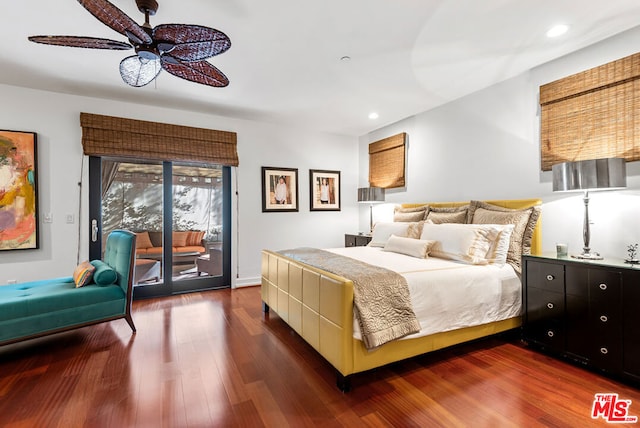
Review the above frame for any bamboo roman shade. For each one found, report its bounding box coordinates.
[369,132,406,188]
[539,51,640,171]
[80,112,239,166]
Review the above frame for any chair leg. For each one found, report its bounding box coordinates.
[124,314,137,333]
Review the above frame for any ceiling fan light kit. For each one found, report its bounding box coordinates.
[28,0,231,88]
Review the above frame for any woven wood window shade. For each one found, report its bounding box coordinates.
[80,112,239,166]
[369,133,406,188]
[539,51,640,171]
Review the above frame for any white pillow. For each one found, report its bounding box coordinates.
[368,222,411,247]
[383,235,436,258]
[420,223,502,265]
[486,224,515,266]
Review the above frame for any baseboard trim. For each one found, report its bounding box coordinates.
[233,276,260,288]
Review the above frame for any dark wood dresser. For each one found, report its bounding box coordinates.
[522,254,640,385]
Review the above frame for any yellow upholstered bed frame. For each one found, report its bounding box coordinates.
[261,199,541,390]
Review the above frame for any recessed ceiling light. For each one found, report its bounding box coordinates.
[368,112,379,120]
[546,24,569,38]
[340,56,351,62]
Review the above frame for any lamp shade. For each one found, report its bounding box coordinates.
[357,187,385,203]
[120,55,161,87]
[552,157,626,192]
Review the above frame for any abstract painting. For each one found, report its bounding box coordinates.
[0,130,38,250]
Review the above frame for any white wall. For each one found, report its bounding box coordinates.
[359,26,640,260]
[5,26,640,286]
[0,84,359,286]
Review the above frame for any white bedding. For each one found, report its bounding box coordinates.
[327,246,521,341]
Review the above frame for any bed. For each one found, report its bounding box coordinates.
[261,199,541,391]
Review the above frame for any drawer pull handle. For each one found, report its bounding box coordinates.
[600,347,608,355]
[547,330,554,338]
[600,315,608,323]
[599,283,607,290]
[546,275,555,281]
[547,303,554,309]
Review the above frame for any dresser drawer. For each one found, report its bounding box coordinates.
[526,289,564,322]
[589,341,623,372]
[526,261,564,292]
[524,319,565,352]
[589,269,621,310]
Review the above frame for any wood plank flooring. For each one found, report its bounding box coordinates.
[1,285,639,427]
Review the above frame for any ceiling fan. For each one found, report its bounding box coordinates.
[28,0,231,88]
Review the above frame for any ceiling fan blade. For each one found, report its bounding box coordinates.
[161,57,229,87]
[78,0,151,45]
[28,35,132,50]
[120,55,161,87]
[154,24,231,61]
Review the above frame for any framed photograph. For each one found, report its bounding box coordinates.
[262,167,299,212]
[0,130,39,250]
[309,169,340,211]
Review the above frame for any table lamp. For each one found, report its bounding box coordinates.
[357,187,385,233]
[552,157,626,259]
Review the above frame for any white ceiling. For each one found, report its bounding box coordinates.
[3,1,640,136]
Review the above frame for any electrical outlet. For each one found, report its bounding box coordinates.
[44,213,52,223]
[66,214,74,224]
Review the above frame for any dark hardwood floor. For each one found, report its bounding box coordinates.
[1,285,638,427]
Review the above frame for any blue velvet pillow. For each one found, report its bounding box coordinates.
[90,260,118,286]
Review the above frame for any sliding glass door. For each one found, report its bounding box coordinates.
[89,157,231,298]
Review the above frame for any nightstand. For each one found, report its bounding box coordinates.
[345,233,372,247]
[522,254,640,385]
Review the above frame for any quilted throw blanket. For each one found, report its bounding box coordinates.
[278,248,421,350]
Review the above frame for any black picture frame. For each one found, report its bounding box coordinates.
[309,169,340,211]
[261,167,299,212]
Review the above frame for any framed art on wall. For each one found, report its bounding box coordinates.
[0,130,39,250]
[309,169,340,211]
[261,166,298,212]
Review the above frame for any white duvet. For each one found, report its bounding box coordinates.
[327,246,522,341]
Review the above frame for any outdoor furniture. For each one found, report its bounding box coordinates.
[196,248,222,276]
[134,258,160,284]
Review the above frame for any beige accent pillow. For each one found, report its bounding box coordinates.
[426,210,468,224]
[135,231,153,249]
[393,205,428,222]
[426,205,469,224]
[420,223,501,265]
[368,222,411,247]
[468,201,541,274]
[486,224,515,266]
[406,221,425,239]
[383,235,436,258]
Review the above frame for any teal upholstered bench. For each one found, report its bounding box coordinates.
[0,230,137,346]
